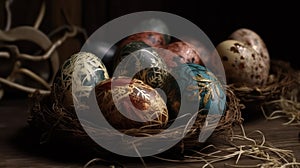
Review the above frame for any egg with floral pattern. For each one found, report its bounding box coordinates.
[52,52,109,110]
[163,63,226,119]
[95,76,168,129]
[113,41,169,89]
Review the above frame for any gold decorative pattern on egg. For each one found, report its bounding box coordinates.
[95,77,169,130]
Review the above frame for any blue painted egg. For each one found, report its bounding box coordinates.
[164,63,226,119]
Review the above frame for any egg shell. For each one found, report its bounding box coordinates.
[52,52,109,110]
[133,18,171,44]
[163,63,226,119]
[95,76,168,129]
[184,39,211,65]
[119,31,167,49]
[159,41,204,68]
[229,28,270,72]
[113,41,169,89]
[216,40,269,85]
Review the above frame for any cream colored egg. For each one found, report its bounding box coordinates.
[216,40,268,86]
[52,52,109,110]
[229,28,270,73]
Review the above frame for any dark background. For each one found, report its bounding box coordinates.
[1,0,299,69]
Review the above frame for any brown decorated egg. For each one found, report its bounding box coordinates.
[95,76,168,129]
[159,41,204,68]
[215,40,269,86]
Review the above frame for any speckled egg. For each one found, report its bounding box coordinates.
[159,41,204,68]
[52,52,109,110]
[215,40,269,85]
[113,41,169,89]
[163,63,226,120]
[119,31,168,49]
[229,28,270,72]
[95,76,168,129]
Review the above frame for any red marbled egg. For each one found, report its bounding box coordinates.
[118,31,167,49]
[159,41,204,68]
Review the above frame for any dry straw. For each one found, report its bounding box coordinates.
[228,60,296,120]
[261,64,300,126]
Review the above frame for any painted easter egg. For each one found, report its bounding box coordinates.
[113,41,168,89]
[95,76,168,129]
[52,52,109,110]
[119,31,168,49]
[159,41,204,68]
[133,18,171,44]
[163,63,226,120]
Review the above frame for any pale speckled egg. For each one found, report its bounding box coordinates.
[229,28,270,72]
[95,76,168,129]
[52,52,109,110]
[159,41,204,68]
[215,40,269,86]
[113,41,168,89]
[229,28,269,61]
[163,63,226,120]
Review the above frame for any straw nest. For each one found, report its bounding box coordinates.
[27,83,243,156]
[227,59,295,118]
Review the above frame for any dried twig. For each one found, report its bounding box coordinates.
[33,0,45,29]
[4,0,13,31]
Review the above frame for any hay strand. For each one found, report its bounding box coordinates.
[153,124,300,168]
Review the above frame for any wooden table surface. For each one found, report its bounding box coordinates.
[1,96,300,168]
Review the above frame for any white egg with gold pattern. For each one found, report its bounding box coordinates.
[52,51,109,110]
